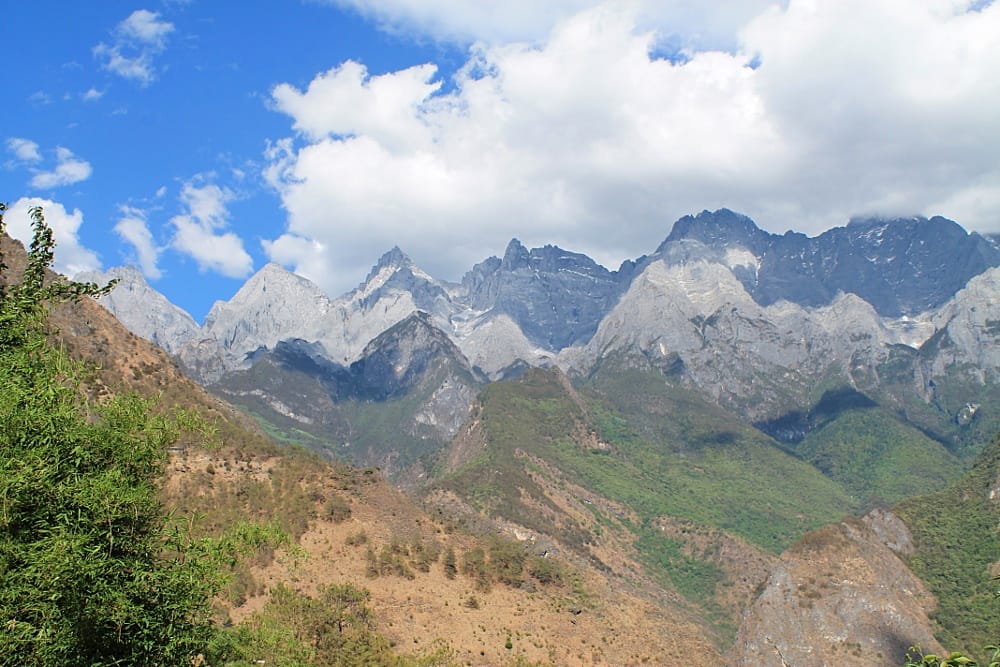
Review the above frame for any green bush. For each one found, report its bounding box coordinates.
[0,205,234,664]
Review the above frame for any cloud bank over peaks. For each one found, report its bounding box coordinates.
[264,0,1000,299]
[328,0,781,51]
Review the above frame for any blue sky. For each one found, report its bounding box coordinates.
[2,1,999,321]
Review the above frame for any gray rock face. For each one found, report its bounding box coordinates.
[663,209,1000,317]
[201,262,334,363]
[462,239,629,350]
[729,514,942,667]
[75,266,201,355]
[561,255,913,422]
[922,267,1000,381]
[351,311,480,400]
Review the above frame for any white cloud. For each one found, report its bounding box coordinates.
[6,137,41,162]
[267,0,1000,297]
[94,9,174,86]
[119,8,174,48]
[4,197,101,276]
[82,87,105,102]
[114,206,162,279]
[327,0,782,50]
[169,182,253,278]
[265,3,786,295]
[30,147,93,189]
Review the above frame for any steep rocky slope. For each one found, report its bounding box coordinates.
[730,511,943,666]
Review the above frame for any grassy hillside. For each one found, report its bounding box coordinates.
[3,229,722,665]
[578,362,859,552]
[895,433,1000,659]
[794,407,964,507]
[432,365,858,643]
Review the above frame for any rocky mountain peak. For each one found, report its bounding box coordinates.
[201,262,332,357]
[462,239,627,351]
[500,238,530,270]
[75,265,200,355]
[660,208,771,255]
[365,246,412,279]
[352,310,478,400]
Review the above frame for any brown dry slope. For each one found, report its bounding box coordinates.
[167,446,721,666]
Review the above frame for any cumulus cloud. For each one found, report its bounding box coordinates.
[6,137,41,162]
[4,197,101,276]
[30,147,93,189]
[266,0,1000,297]
[169,182,253,278]
[94,9,174,86]
[82,87,105,102]
[114,206,162,279]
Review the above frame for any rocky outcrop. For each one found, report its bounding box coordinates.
[923,267,1000,381]
[730,510,943,667]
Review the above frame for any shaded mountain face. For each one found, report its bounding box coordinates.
[462,239,632,349]
[211,312,483,474]
[663,208,1000,316]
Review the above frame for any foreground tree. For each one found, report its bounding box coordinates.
[0,204,235,665]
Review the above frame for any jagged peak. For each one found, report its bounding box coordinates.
[501,238,530,269]
[236,262,323,296]
[360,310,459,357]
[358,246,417,288]
[75,265,148,290]
[375,246,411,270]
[106,265,147,282]
[660,208,769,254]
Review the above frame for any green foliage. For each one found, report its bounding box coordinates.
[795,407,963,507]
[0,205,238,665]
[904,645,1000,666]
[633,528,733,638]
[896,434,1000,659]
[581,364,859,552]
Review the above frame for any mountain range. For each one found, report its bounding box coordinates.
[52,208,1000,663]
[81,208,1000,466]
